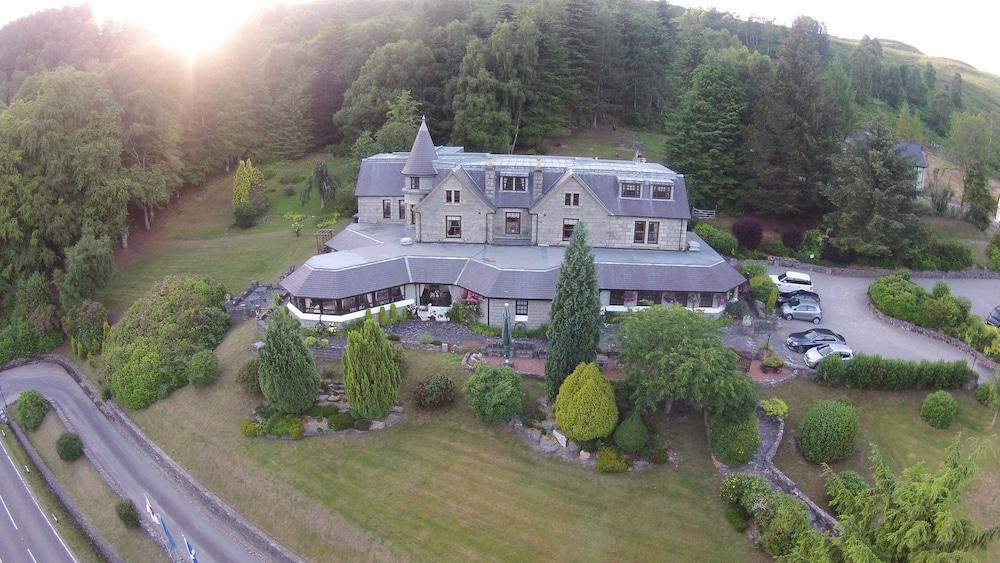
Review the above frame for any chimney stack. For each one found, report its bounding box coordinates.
[532,157,543,201]
[485,155,496,199]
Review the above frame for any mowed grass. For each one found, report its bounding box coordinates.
[98,152,354,310]
[545,126,668,163]
[921,215,993,267]
[0,430,103,563]
[767,378,1000,560]
[127,320,762,562]
[18,411,165,562]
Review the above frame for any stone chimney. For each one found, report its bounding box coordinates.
[532,157,543,201]
[485,155,496,200]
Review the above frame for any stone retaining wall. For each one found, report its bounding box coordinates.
[865,301,998,375]
[737,257,1000,280]
[8,419,125,563]
[2,355,303,563]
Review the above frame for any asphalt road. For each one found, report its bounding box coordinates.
[0,362,282,563]
[768,268,1000,382]
[914,277,999,319]
[0,432,76,563]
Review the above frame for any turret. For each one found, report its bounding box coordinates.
[402,117,438,228]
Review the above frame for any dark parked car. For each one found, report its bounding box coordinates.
[785,328,846,352]
[987,306,1000,328]
[777,290,821,306]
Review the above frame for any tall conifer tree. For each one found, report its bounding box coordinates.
[258,309,320,414]
[544,222,600,398]
[343,318,401,419]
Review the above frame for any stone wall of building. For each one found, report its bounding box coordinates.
[415,175,491,243]
[483,298,552,329]
[357,196,406,224]
[492,207,532,241]
[533,176,612,246]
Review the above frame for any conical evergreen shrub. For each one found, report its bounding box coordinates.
[612,410,648,453]
[555,362,618,442]
[258,309,320,414]
[344,318,401,419]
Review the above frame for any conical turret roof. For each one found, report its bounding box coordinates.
[401,117,438,176]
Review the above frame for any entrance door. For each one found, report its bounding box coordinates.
[505,212,521,235]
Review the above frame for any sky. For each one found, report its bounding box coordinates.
[1,1,998,74]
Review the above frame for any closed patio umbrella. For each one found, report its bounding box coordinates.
[502,302,512,365]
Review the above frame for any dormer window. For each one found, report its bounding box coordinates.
[652,183,673,200]
[501,176,527,192]
[620,181,641,198]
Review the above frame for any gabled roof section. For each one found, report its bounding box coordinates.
[401,117,438,176]
[413,168,496,211]
[894,141,927,168]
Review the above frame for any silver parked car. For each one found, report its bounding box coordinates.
[804,343,854,368]
[780,300,822,324]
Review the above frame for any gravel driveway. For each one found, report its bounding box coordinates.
[766,267,998,382]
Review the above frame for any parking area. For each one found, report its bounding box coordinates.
[766,266,998,382]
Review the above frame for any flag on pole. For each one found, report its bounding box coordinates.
[160,517,178,550]
[183,535,199,563]
[144,495,160,525]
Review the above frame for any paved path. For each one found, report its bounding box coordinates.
[914,277,998,319]
[1,362,297,563]
[767,267,999,381]
[0,432,76,563]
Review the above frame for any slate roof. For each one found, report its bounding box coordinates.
[280,223,745,300]
[401,117,439,176]
[895,141,927,168]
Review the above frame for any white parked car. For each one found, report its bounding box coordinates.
[770,271,814,294]
[804,343,854,368]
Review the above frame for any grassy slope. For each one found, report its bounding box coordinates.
[16,412,165,562]
[97,153,354,310]
[768,379,1000,561]
[127,321,760,562]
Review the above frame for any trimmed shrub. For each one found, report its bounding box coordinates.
[737,262,768,279]
[720,473,773,513]
[748,275,778,304]
[758,238,791,257]
[116,499,140,528]
[762,355,785,369]
[595,446,628,473]
[612,410,648,453]
[760,397,789,419]
[694,223,737,255]
[710,415,760,466]
[187,350,219,388]
[240,419,259,437]
[907,240,975,271]
[724,504,749,532]
[816,354,845,384]
[554,363,618,443]
[233,201,257,228]
[413,374,455,409]
[344,318,402,419]
[796,399,859,463]
[760,495,811,557]
[824,469,869,505]
[781,226,805,249]
[235,357,261,395]
[56,432,83,461]
[731,218,764,250]
[464,364,524,424]
[15,390,49,431]
[976,382,998,409]
[259,309,320,415]
[828,353,975,390]
[327,411,356,431]
[921,390,957,428]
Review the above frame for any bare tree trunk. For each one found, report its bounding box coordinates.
[143,205,151,231]
[663,397,674,414]
[120,227,129,249]
[992,404,998,430]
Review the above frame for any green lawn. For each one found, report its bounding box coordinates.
[126,321,762,562]
[14,410,165,562]
[766,379,1000,560]
[921,215,993,267]
[98,153,353,310]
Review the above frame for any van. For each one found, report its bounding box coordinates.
[769,271,813,294]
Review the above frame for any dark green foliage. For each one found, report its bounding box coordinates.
[54,231,113,308]
[464,364,523,424]
[815,354,845,385]
[62,299,107,357]
[737,262,768,280]
[116,500,140,528]
[0,318,39,365]
[235,357,261,396]
[259,309,320,415]
[554,362,618,442]
[823,353,975,390]
[908,239,974,271]
[233,201,257,229]
[187,350,219,388]
[760,495,811,557]
[327,411,357,431]
[723,504,749,532]
[824,469,868,507]
[56,432,83,462]
[731,218,763,250]
[618,306,756,422]
[693,223,736,255]
[710,414,759,466]
[781,226,805,249]
[595,446,628,473]
[15,390,49,431]
[719,473,773,513]
[612,410,648,453]
[963,165,995,229]
[343,318,401,419]
[824,121,920,264]
[976,381,999,409]
[544,223,600,398]
[921,390,957,428]
[258,414,305,439]
[412,374,455,409]
[104,275,228,409]
[796,399,859,463]
[988,232,1000,272]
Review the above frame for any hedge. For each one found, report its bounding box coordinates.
[710,414,760,466]
[921,391,957,429]
[796,399,858,464]
[103,275,229,409]
[694,223,737,255]
[464,364,524,424]
[816,353,975,390]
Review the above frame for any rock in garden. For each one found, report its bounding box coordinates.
[539,436,560,454]
[541,420,555,432]
[566,441,580,455]
[385,414,401,428]
[390,405,404,414]
[521,428,541,443]
[370,420,386,431]
[511,418,523,429]
[579,450,592,461]
[536,397,549,409]
[632,460,650,471]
